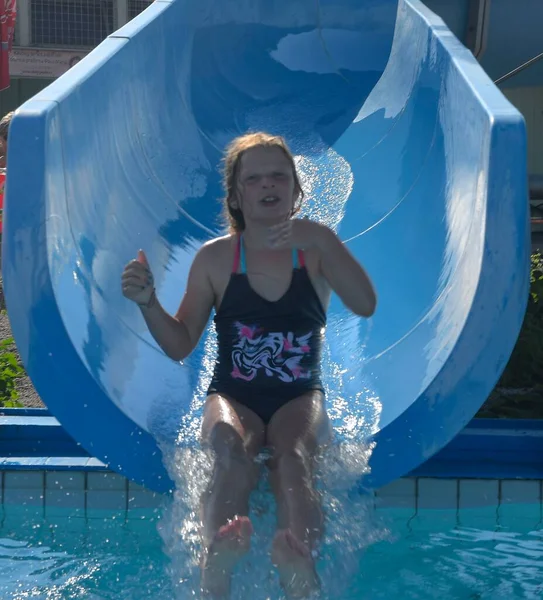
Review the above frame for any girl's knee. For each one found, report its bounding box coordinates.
[269,444,311,475]
[203,421,249,459]
[205,424,258,478]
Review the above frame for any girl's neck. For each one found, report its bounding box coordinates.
[240,224,270,249]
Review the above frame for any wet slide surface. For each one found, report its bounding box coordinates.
[4,0,529,492]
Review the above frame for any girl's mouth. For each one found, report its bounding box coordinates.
[261,195,280,206]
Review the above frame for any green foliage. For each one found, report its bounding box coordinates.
[498,252,543,389]
[0,337,24,407]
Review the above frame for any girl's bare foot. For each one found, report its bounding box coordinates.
[271,529,320,598]
[201,516,253,598]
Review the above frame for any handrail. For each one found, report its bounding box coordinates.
[495,51,543,85]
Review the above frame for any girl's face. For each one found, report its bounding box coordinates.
[232,145,298,227]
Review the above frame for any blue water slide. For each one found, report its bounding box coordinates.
[3,0,529,493]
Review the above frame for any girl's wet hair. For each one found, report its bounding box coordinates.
[221,132,304,233]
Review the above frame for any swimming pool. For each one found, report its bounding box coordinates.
[0,413,542,598]
[0,474,541,599]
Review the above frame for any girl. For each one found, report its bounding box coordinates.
[121,132,376,599]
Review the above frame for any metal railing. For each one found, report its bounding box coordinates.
[30,0,115,48]
[15,0,153,48]
[494,51,543,86]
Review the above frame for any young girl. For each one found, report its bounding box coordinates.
[121,132,376,599]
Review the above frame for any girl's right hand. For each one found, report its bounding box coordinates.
[121,250,155,306]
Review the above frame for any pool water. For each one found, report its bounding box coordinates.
[0,503,541,599]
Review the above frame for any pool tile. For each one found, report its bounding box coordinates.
[45,489,86,517]
[458,479,500,529]
[501,480,541,504]
[87,472,127,491]
[417,478,458,510]
[2,489,45,510]
[375,477,416,509]
[3,472,45,510]
[499,480,542,526]
[46,472,85,491]
[4,471,45,490]
[86,490,127,512]
[459,479,499,508]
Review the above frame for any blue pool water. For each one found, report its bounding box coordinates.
[0,503,541,599]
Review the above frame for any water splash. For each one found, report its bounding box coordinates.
[157,445,213,599]
[157,406,388,598]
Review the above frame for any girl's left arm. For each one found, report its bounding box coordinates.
[315,224,377,317]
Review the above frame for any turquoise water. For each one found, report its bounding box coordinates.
[0,503,541,599]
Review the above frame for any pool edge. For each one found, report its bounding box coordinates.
[0,411,542,516]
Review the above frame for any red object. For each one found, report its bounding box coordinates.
[0,0,16,91]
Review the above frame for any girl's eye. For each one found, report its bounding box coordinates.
[273,172,287,179]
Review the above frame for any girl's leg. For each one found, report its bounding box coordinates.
[266,391,332,599]
[200,393,266,598]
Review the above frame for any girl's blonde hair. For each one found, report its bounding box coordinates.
[221,132,304,233]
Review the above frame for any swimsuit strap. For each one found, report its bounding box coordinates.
[239,235,247,273]
[232,235,242,273]
[238,235,305,272]
[295,249,305,269]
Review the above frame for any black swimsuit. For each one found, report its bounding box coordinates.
[207,235,327,424]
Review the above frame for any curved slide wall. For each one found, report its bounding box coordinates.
[3,0,529,493]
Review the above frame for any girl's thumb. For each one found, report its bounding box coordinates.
[137,249,148,265]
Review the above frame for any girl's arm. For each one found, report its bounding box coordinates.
[315,225,377,317]
[267,219,377,317]
[140,247,215,361]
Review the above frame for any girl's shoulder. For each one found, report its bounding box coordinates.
[194,235,237,294]
[195,234,237,274]
[200,233,237,255]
